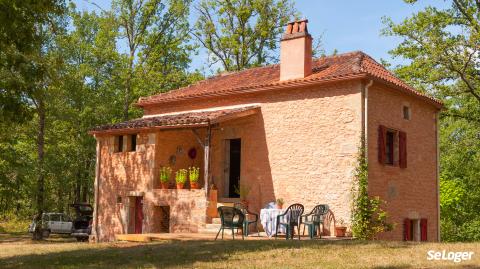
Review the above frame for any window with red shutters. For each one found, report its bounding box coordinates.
[399,131,407,168]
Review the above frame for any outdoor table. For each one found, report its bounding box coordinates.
[260,208,287,237]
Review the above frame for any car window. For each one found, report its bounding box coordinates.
[61,214,71,222]
[49,214,61,222]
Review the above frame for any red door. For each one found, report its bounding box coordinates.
[134,197,143,234]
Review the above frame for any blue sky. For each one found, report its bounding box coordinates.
[73,0,450,73]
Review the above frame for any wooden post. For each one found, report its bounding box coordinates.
[204,125,211,197]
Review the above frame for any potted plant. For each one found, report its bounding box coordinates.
[189,166,200,189]
[335,218,347,237]
[234,184,250,207]
[275,198,285,209]
[159,166,172,189]
[175,169,187,189]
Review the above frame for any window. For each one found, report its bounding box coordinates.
[115,135,124,153]
[128,134,137,152]
[403,106,411,120]
[117,196,122,203]
[404,218,427,241]
[385,131,395,165]
[378,125,407,168]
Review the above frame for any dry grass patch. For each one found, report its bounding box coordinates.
[0,234,478,268]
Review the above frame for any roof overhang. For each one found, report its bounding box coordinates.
[89,105,260,136]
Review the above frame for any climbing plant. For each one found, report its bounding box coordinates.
[351,141,393,240]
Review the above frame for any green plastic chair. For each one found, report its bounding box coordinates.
[215,206,245,240]
[302,204,329,239]
[234,202,259,237]
[275,203,304,240]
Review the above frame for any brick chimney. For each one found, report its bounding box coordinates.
[280,19,312,81]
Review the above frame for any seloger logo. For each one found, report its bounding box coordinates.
[427,250,474,263]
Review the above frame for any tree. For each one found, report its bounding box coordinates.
[113,0,195,120]
[383,0,480,241]
[194,0,297,71]
[0,0,65,123]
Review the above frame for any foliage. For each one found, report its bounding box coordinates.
[0,0,200,221]
[175,169,187,184]
[351,143,393,240]
[159,167,172,183]
[383,0,480,241]
[188,167,200,183]
[275,198,284,205]
[113,0,200,119]
[193,0,297,71]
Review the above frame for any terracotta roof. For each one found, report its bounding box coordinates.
[90,106,259,134]
[137,51,442,108]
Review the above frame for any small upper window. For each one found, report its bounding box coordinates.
[403,106,411,120]
[115,135,124,153]
[128,134,137,152]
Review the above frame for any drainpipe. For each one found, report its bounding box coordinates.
[363,80,373,156]
[93,136,101,243]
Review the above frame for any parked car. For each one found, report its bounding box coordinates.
[28,212,72,238]
[70,203,93,242]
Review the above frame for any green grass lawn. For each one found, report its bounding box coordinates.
[0,233,479,269]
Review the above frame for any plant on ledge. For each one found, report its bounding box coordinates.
[175,169,187,189]
[189,167,200,189]
[351,140,394,240]
[159,167,172,189]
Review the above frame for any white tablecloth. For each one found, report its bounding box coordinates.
[260,208,287,237]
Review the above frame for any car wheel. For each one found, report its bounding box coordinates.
[42,230,50,238]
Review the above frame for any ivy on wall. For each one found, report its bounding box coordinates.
[351,140,394,240]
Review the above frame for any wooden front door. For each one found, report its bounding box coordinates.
[134,196,143,234]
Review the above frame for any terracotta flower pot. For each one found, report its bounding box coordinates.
[276,204,283,209]
[190,182,200,189]
[160,182,169,189]
[240,200,249,208]
[335,226,347,237]
[176,183,184,189]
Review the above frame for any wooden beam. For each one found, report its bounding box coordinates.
[191,129,205,147]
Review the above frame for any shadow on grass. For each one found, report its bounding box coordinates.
[0,239,392,269]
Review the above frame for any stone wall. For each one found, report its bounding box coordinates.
[146,80,364,227]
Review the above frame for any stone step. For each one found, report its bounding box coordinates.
[198,228,236,235]
[217,202,235,207]
[206,223,221,229]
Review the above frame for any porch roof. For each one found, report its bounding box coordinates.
[89,105,259,135]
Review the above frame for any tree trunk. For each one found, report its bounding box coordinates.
[33,99,46,240]
[124,52,134,121]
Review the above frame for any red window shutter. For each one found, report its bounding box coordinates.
[378,125,386,164]
[420,218,428,241]
[404,218,411,241]
[399,131,407,168]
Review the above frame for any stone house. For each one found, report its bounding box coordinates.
[89,20,442,242]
